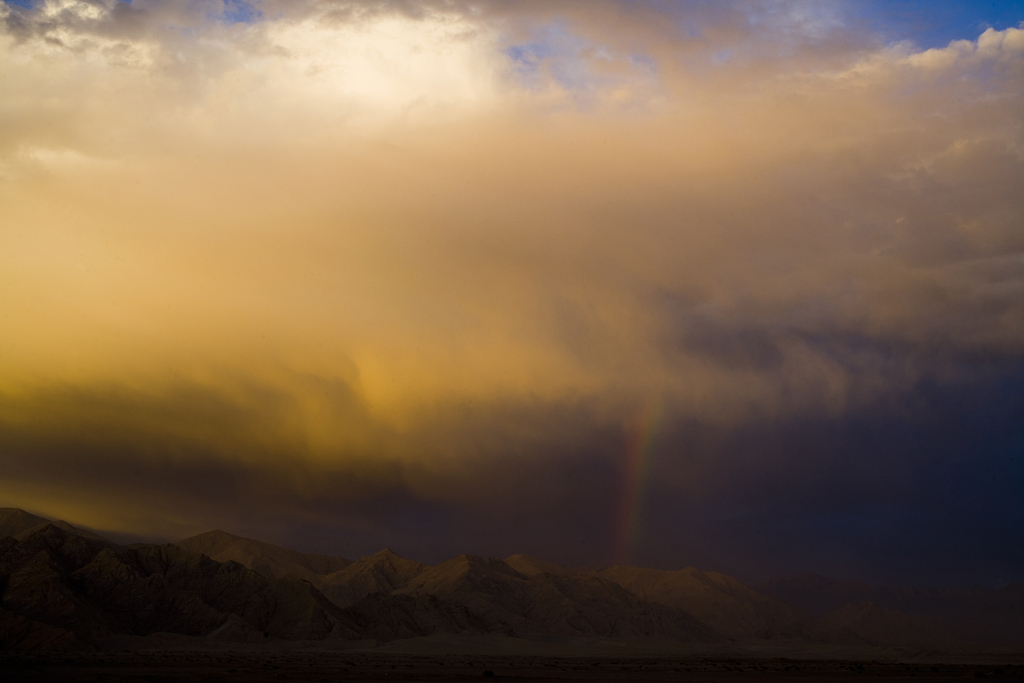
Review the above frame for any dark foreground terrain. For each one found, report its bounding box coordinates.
[3,650,1024,683]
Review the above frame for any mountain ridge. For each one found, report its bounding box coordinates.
[2,509,1021,652]
[0,507,111,544]
[175,529,352,582]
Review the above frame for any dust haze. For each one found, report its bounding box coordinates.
[0,0,1022,585]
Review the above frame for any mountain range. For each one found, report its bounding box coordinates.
[1,508,1020,652]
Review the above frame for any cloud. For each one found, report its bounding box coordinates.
[0,0,1021,581]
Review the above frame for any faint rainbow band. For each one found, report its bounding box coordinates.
[611,397,663,565]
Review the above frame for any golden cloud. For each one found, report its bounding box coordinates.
[0,0,1021,535]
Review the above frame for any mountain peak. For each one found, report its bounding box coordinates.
[350,548,420,569]
[0,508,56,539]
[175,530,350,582]
[314,548,427,607]
[176,529,242,544]
[0,508,110,543]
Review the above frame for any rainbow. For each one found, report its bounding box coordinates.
[611,398,664,566]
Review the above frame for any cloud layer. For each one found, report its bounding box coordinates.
[1,0,1022,585]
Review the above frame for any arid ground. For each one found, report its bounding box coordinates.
[4,649,1024,683]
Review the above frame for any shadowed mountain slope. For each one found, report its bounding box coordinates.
[0,521,499,650]
[313,548,428,608]
[597,565,804,640]
[505,554,802,640]
[0,508,109,543]
[0,525,372,649]
[397,554,723,642]
[0,605,80,651]
[0,509,50,538]
[6,508,1020,651]
[816,601,957,646]
[342,592,498,641]
[755,574,896,617]
[175,529,351,582]
[757,574,1024,645]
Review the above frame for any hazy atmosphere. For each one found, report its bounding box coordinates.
[1,0,1022,589]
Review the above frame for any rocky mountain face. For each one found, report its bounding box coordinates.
[0,524,367,650]
[0,509,53,538]
[341,592,498,641]
[169,538,724,643]
[314,548,428,608]
[813,601,957,647]
[505,556,803,640]
[594,565,804,640]
[176,530,352,582]
[397,554,723,642]
[0,511,722,650]
[756,574,1024,645]
[0,508,109,543]
[2,508,1021,652]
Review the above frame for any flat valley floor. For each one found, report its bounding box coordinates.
[3,651,1024,683]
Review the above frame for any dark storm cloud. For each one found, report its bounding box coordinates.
[634,358,1024,586]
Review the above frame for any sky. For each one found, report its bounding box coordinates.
[0,0,1021,588]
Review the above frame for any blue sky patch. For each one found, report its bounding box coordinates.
[220,0,261,25]
[854,0,1023,48]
